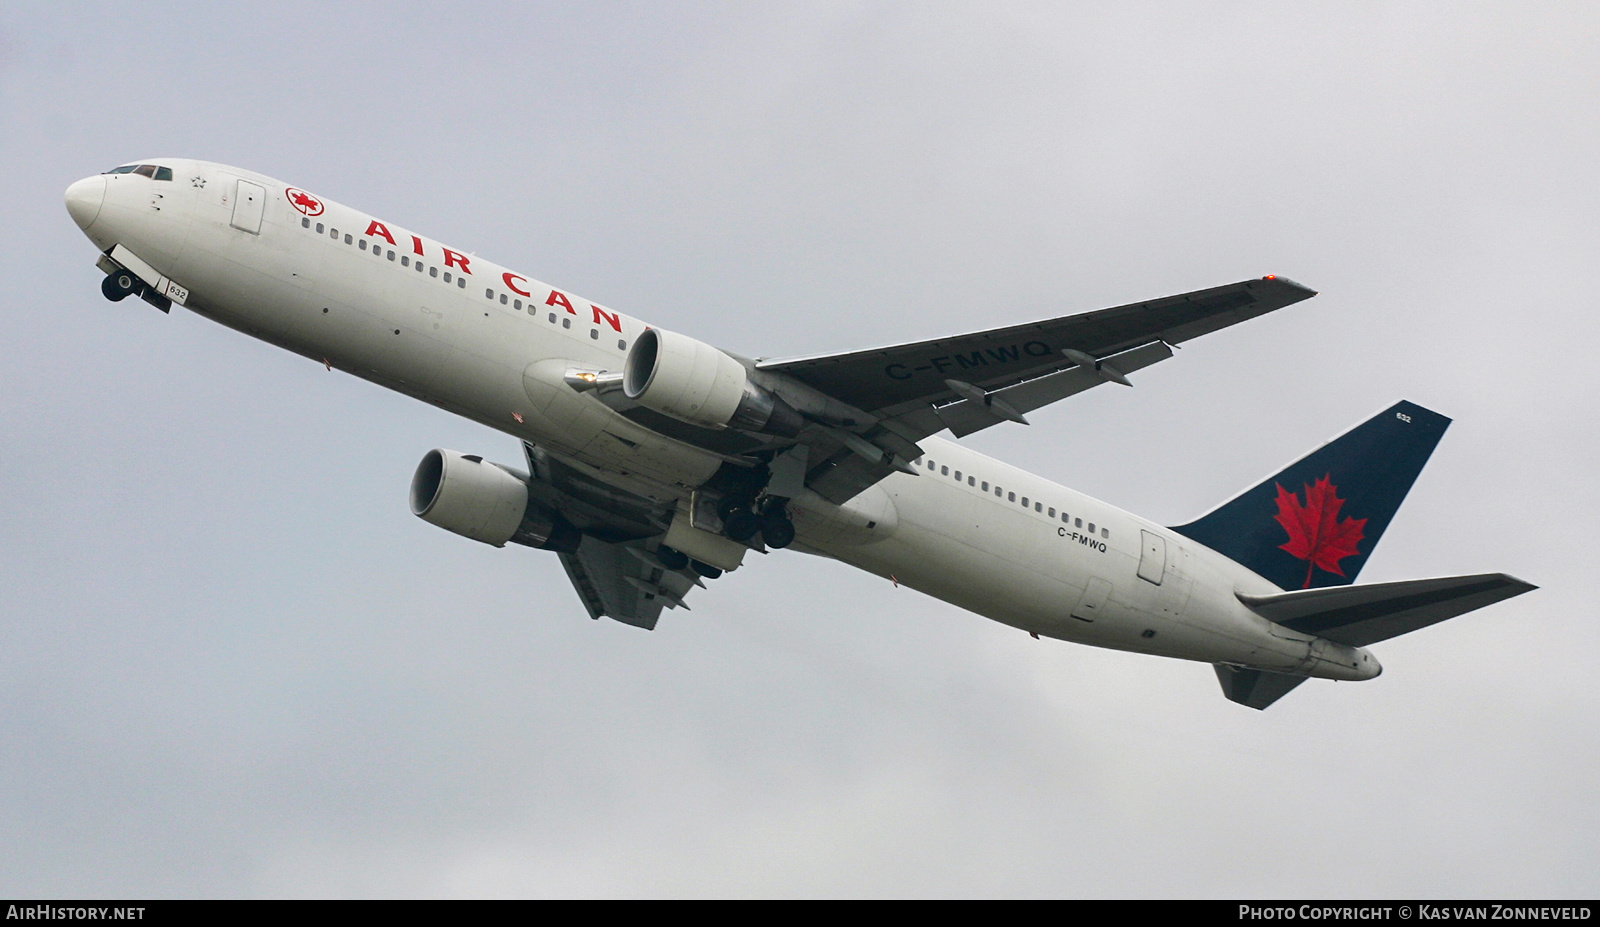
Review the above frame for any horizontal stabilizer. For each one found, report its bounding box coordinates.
[1214,664,1308,710]
[1237,573,1536,647]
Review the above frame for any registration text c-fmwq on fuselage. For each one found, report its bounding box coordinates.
[64,159,1534,710]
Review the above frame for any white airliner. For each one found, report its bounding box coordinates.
[64,159,1534,709]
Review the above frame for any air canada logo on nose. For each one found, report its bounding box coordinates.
[285,187,324,217]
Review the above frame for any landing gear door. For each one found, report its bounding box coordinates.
[1138,530,1166,585]
[231,179,265,234]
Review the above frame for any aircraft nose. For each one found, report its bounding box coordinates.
[65,175,106,230]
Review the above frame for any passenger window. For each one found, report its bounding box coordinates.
[330,228,338,238]
[1101,528,1109,539]
[926,460,936,470]
[316,223,324,233]
[589,329,599,339]
[941,466,949,476]
[548,313,556,323]
[1008,492,1016,502]
[995,487,1002,497]
[968,476,975,486]
[485,288,494,299]
[457,278,466,288]
[430,267,438,278]
[514,299,523,310]
[981,481,988,491]
[154,167,172,181]
[415,262,423,272]
[303,217,311,229]
[388,251,396,261]
[1048,507,1055,517]
[1088,523,1096,534]
[344,234,352,245]
[953,470,961,480]
[502,295,510,306]
[359,238,367,249]
[618,340,627,350]
[1075,518,1082,528]
[401,256,409,267]
[133,165,157,178]
[561,317,570,328]
[1035,502,1043,513]
[1061,512,1070,523]
[1021,497,1029,507]
[443,272,451,283]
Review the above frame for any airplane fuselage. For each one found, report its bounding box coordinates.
[65,159,1381,684]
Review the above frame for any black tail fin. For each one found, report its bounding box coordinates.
[1172,400,1450,591]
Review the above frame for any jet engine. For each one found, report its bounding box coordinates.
[409,449,580,551]
[622,328,803,437]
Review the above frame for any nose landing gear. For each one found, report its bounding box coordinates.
[100,269,141,302]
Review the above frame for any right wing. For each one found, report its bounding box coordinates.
[520,442,710,630]
[559,535,701,631]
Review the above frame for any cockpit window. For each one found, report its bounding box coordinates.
[103,164,173,180]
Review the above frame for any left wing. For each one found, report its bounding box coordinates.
[759,276,1316,503]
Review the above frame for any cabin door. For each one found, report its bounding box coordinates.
[231,179,265,234]
[1138,530,1166,585]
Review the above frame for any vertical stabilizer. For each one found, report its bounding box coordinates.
[1173,401,1450,590]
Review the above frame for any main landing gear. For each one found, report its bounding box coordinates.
[717,494,795,549]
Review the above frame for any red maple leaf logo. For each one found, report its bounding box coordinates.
[1274,474,1367,588]
[284,187,324,216]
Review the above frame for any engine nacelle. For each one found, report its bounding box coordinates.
[623,328,803,437]
[409,449,580,551]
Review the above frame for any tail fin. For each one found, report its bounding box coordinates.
[1172,400,1450,591]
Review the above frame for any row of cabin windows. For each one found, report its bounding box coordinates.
[923,457,1109,539]
[303,217,629,351]
[484,287,628,351]
[306,216,466,287]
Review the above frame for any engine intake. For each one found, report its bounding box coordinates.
[623,328,802,437]
[410,449,580,551]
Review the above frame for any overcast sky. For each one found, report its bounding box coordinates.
[3,1,1596,898]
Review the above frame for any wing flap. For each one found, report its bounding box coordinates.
[935,340,1174,438]
[1237,573,1536,648]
